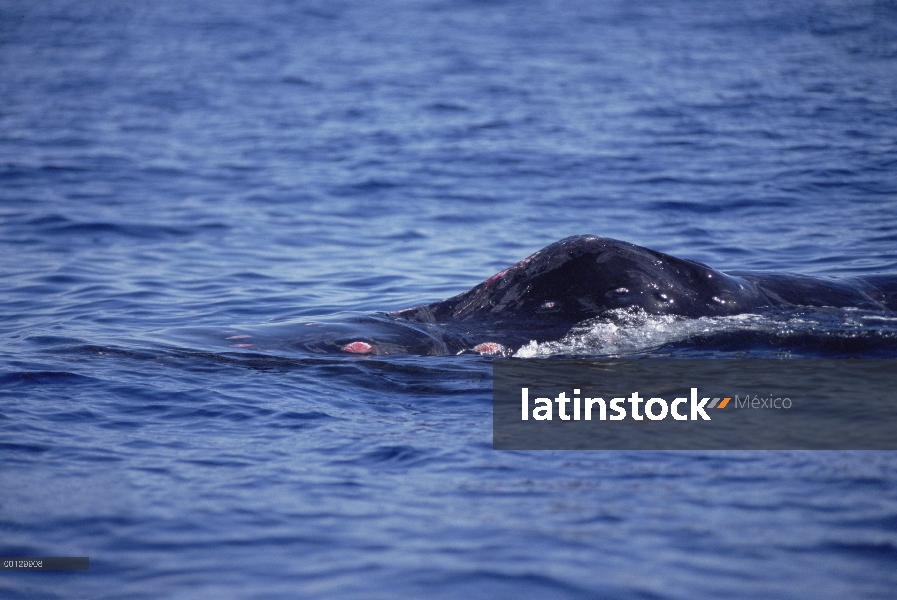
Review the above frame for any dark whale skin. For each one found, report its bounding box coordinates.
[390,235,897,352]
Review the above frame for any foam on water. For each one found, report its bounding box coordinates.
[515,307,897,358]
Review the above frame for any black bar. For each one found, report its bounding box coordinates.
[1,557,89,570]
[494,359,897,450]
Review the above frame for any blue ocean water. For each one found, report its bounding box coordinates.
[2,0,897,597]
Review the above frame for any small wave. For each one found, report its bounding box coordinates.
[514,307,897,358]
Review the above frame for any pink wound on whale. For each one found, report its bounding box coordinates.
[342,341,374,354]
[485,268,509,286]
[473,342,505,356]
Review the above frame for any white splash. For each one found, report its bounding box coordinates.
[511,307,896,358]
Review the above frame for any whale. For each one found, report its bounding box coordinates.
[293,235,897,356]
